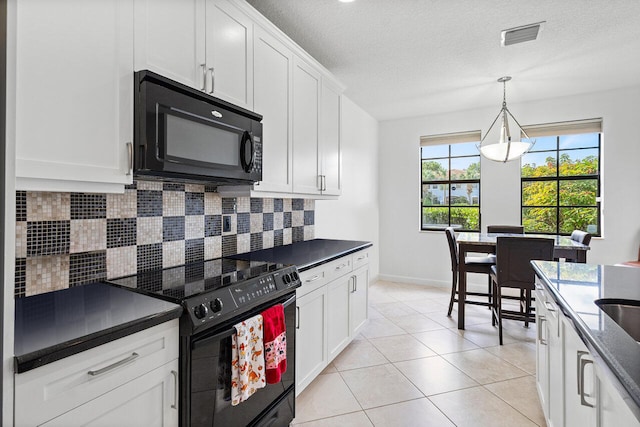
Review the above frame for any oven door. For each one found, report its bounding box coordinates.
[188,294,296,427]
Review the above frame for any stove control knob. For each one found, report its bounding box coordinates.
[283,274,291,284]
[210,298,223,313]
[291,271,299,282]
[194,303,209,319]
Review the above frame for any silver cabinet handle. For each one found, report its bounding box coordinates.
[200,63,207,91]
[356,255,366,261]
[87,352,139,376]
[544,301,556,312]
[171,370,178,409]
[579,355,595,408]
[322,175,326,191]
[208,67,215,94]
[296,306,300,329]
[537,316,547,345]
[126,142,133,176]
[577,350,589,395]
[305,275,321,283]
[353,275,357,292]
[335,263,347,271]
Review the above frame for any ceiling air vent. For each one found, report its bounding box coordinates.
[501,21,545,46]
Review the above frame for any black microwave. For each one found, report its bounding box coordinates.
[134,70,262,185]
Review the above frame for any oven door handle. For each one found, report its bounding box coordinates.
[192,326,237,351]
[282,294,296,309]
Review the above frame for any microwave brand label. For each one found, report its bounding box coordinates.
[211,110,223,118]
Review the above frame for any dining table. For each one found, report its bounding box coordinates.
[455,232,591,330]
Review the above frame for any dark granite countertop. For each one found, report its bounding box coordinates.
[532,261,640,414]
[15,282,183,373]
[228,239,372,271]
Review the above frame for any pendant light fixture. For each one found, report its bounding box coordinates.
[478,76,534,162]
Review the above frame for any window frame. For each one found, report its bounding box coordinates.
[520,130,602,236]
[420,138,481,232]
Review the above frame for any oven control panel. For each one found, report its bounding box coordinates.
[184,265,301,330]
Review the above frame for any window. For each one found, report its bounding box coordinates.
[420,131,481,231]
[521,119,602,236]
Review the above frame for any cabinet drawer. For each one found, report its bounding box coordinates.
[15,319,179,427]
[324,256,353,283]
[297,265,329,297]
[352,249,370,270]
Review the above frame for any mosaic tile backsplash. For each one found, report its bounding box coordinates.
[15,180,315,297]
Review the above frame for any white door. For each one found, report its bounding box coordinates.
[327,277,351,361]
[205,0,253,109]
[319,80,341,195]
[14,0,134,193]
[253,26,293,193]
[349,266,369,337]
[295,286,327,394]
[134,0,206,90]
[292,57,321,195]
[562,317,597,427]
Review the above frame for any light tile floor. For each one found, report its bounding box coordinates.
[291,280,545,427]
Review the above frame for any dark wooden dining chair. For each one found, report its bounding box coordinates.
[487,225,524,234]
[490,236,555,345]
[445,227,496,317]
[555,229,592,262]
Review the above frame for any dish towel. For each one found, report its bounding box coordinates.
[231,314,266,406]
[262,304,287,384]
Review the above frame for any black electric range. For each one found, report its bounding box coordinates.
[107,257,301,427]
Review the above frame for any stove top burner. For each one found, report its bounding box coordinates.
[108,258,286,303]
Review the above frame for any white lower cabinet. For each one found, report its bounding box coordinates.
[295,285,328,393]
[295,249,370,395]
[535,278,640,427]
[14,320,179,427]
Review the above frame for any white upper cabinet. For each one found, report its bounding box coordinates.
[205,0,253,109]
[134,0,206,89]
[292,57,322,195]
[252,26,293,193]
[319,78,342,196]
[12,0,134,193]
[134,0,253,110]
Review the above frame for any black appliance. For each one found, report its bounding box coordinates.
[107,258,301,427]
[134,70,263,185]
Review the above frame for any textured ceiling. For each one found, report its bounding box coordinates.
[246,0,640,120]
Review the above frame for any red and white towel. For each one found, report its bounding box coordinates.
[262,304,287,384]
[230,314,266,406]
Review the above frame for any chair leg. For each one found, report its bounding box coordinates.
[494,283,503,345]
[487,275,492,308]
[491,279,497,326]
[447,270,457,317]
[524,289,531,328]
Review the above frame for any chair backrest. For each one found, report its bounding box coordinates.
[495,237,554,290]
[570,230,592,246]
[487,225,524,234]
[445,227,458,272]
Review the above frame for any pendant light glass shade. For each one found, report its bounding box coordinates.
[478,76,534,162]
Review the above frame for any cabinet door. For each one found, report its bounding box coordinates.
[42,359,179,427]
[14,0,133,193]
[295,286,327,394]
[534,289,550,420]
[253,26,293,193]
[327,276,351,361]
[134,0,206,90]
[598,367,640,427]
[350,266,369,337]
[319,79,342,195]
[547,297,563,427]
[292,57,321,195]
[562,317,597,427]
[205,0,253,109]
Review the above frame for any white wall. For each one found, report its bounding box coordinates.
[315,96,380,279]
[378,86,640,287]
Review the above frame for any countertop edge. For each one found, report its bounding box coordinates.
[297,242,373,271]
[532,262,640,416]
[15,307,183,374]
